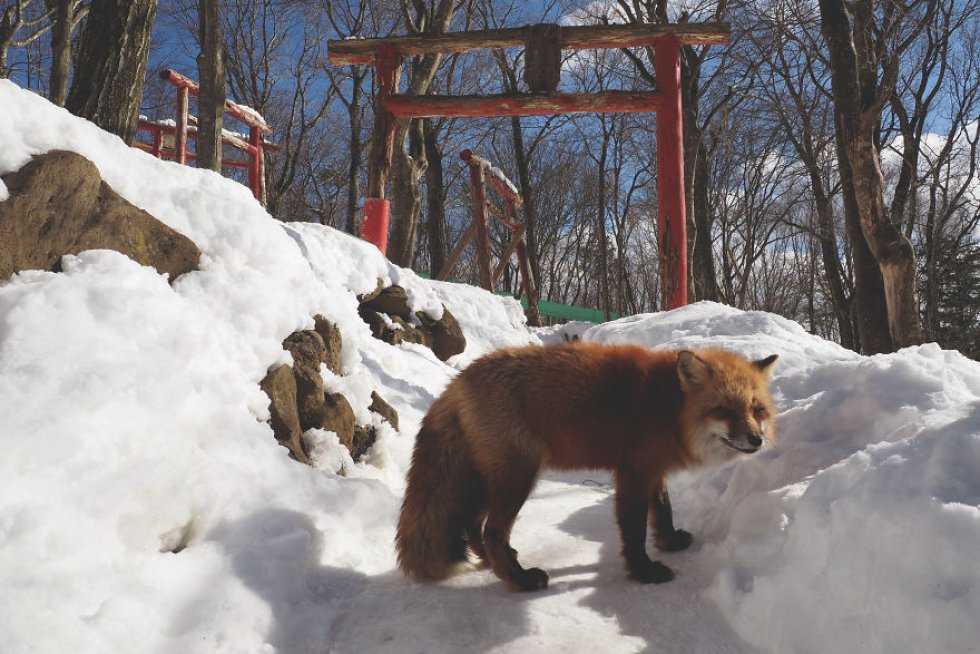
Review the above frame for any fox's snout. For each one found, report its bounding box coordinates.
[721,430,764,454]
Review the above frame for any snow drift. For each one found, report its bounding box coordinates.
[1,80,978,653]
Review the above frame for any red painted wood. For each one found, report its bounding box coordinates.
[159,69,273,135]
[461,149,523,206]
[466,162,495,291]
[151,129,163,157]
[362,44,401,250]
[654,35,688,310]
[365,45,400,199]
[361,198,390,254]
[136,72,282,204]
[175,87,189,165]
[386,91,662,119]
[248,126,262,200]
[136,119,280,155]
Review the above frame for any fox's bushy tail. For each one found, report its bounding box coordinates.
[396,397,484,580]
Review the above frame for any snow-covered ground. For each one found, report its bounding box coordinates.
[2,80,979,654]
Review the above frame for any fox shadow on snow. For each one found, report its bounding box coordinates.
[190,508,536,654]
[553,488,755,654]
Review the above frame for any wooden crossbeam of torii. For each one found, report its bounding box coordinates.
[327,22,730,311]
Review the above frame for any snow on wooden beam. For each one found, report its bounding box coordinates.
[328,23,730,66]
[159,69,274,135]
[385,91,663,119]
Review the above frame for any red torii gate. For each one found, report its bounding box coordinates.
[328,22,729,310]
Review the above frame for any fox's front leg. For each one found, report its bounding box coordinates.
[650,479,693,552]
[614,467,674,583]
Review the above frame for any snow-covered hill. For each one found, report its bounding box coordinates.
[2,80,978,654]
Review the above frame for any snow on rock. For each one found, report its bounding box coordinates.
[2,78,980,654]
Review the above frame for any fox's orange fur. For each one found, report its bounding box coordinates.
[396,342,778,591]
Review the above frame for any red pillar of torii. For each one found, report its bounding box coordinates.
[328,23,729,310]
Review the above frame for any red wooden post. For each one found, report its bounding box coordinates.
[464,154,495,291]
[361,44,401,253]
[511,200,541,326]
[258,139,267,205]
[655,34,688,310]
[175,86,189,165]
[151,127,163,158]
[248,125,261,199]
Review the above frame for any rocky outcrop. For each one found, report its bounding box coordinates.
[282,330,329,432]
[259,315,399,467]
[259,364,307,465]
[369,391,399,432]
[0,150,200,281]
[357,283,466,361]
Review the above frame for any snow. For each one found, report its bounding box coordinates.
[2,79,979,653]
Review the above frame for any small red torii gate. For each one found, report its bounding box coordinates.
[135,69,277,204]
[328,22,729,310]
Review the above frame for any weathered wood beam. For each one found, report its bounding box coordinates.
[328,23,730,66]
[437,221,476,281]
[386,91,663,119]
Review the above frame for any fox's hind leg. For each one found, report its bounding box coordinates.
[465,510,488,564]
[650,479,693,552]
[481,459,547,592]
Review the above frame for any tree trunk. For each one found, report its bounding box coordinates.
[680,46,705,301]
[422,117,446,277]
[384,0,455,265]
[818,0,923,351]
[344,67,364,235]
[597,125,612,320]
[388,117,425,267]
[510,116,543,302]
[48,0,73,106]
[836,124,892,354]
[66,0,157,145]
[811,180,856,350]
[690,139,718,302]
[847,134,923,348]
[196,0,224,172]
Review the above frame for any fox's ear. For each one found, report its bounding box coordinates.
[753,354,778,374]
[677,350,710,390]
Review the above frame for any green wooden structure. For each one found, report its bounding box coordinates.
[416,272,619,323]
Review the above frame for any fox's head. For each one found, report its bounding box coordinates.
[677,349,778,466]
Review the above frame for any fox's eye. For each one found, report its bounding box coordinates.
[753,405,768,420]
[708,406,735,420]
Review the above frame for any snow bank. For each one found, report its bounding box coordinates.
[581,304,980,653]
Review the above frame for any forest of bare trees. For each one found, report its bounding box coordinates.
[3,0,979,358]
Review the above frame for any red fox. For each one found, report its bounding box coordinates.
[396,342,778,592]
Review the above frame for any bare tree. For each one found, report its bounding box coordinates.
[323,0,384,234]
[196,0,225,172]
[66,0,157,145]
[817,0,930,350]
[47,0,88,105]
[386,0,457,268]
[747,0,857,349]
[1,0,54,78]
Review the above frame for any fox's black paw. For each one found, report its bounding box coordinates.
[628,559,675,584]
[655,529,693,552]
[515,567,549,592]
